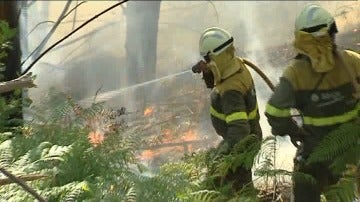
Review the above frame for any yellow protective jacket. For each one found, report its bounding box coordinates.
[210,57,262,147]
[265,50,360,152]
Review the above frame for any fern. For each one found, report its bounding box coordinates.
[182,190,220,202]
[63,181,90,202]
[307,122,360,164]
[329,147,360,174]
[292,171,317,185]
[38,144,72,163]
[0,140,13,168]
[305,122,360,200]
[124,186,137,202]
[324,176,357,202]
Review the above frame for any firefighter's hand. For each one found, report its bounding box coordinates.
[192,60,207,73]
[289,135,302,148]
[289,128,307,148]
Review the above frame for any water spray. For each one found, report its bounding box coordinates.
[80,69,193,104]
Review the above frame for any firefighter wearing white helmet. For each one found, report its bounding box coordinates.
[199,27,234,57]
[265,4,360,202]
[195,27,263,192]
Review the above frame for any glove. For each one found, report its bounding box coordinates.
[289,128,307,148]
[202,70,214,89]
[191,60,207,73]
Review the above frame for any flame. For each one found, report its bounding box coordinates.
[162,129,173,143]
[138,129,201,162]
[144,106,154,116]
[88,130,105,147]
[139,150,156,160]
[181,130,199,152]
[181,130,198,141]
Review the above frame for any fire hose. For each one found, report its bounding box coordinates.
[243,59,303,148]
[242,59,275,91]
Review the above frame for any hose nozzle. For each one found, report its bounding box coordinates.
[191,60,208,74]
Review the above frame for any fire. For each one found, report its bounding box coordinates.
[137,129,204,163]
[181,130,198,141]
[143,106,154,116]
[162,129,173,143]
[88,130,105,147]
[181,130,198,152]
[139,150,156,161]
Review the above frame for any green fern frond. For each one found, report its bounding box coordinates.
[329,147,360,174]
[63,181,89,202]
[254,168,292,178]
[231,134,261,155]
[0,140,13,168]
[256,136,276,168]
[39,144,72,162]
[324,176,356,202]
[292,171,317,185]
[307,122,360,164]
[124,186,137,202]
[184,190,220,202]
[39,181,87,201]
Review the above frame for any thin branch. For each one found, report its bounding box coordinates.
[21,0,129,76]
[62,1,88,20]
[0,167,47,202]
[93,85,103,103]
[27,21,56,36]
[0,174,48,186]
[21,1,73,67]
[0,72,36,94]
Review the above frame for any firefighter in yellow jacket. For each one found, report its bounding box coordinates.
[194,27,262,190]
[265,4,360,202]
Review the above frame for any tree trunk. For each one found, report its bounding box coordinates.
[0,1,21,82]
[125,1,161,110]
[0,1,23,130]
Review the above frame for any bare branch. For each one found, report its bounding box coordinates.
[0,72,36,93]
[0,167,47,202]
[0,174,48,186]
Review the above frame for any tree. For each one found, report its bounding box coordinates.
[0,1,23,130]
[124,1,161,110]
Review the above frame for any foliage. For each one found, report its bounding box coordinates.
[0,20,16,80]
[0,20,25,133]
[308,121,360,202]
[0,78,358,201]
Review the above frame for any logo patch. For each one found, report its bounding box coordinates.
[310,93,319,102]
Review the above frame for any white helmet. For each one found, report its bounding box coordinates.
[199,27,234,57]
[295,4,334,32]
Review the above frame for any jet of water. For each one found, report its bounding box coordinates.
[79,69,193,104]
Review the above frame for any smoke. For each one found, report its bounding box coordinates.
[20,1,359,170]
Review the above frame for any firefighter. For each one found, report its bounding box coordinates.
[196,27,262,191]
[265,4,360,202]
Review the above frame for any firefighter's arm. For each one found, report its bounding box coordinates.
[265,77,303,138]
[221,90,251,148]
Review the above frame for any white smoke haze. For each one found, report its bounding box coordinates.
[20,1,359,175]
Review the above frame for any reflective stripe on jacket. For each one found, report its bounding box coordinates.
[210,58,262,146]
[265,50,360,138]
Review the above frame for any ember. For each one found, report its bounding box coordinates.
[88,130,105,147]
[181,130,198,142]
[144,106,155,116]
